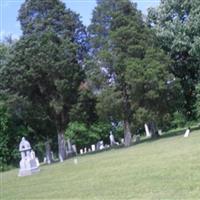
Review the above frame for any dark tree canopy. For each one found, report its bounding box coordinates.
[1,0,87,161]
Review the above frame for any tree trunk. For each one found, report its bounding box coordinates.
[124,120,132,146]
[149,121,159,139]
[45,140,52,164]
[57,130,66,162]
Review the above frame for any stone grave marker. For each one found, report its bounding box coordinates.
[184,128,190,138]
[18,137,40,176]
[144,123,151,138]
[80,149,83,154]
[91,144,95,151]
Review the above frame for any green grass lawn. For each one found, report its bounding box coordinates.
[2,129,200,200]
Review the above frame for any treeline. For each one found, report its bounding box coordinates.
[1,0,200,170]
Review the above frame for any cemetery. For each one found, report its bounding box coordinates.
[2,128,200,199]
[1,0,200,199]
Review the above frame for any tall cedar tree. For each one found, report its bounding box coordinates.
[88,0,179,144]
[1,0,87,161]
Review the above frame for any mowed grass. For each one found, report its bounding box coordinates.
[2,130,200,200]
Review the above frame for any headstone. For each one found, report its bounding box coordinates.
[99,141,104,150]
[121,138,124,144]
[51,151,56,161]
[184,128,190,138]
[59,154,64,162]
[18,137,40,176]
[84,147,87,154]
[91,144,95,152]
[88,148,91,152]
[66,139,75,157]
[133,135,140,143]
[72,144,77,155]
[45,141,52,164]
[96,141,101,150]
[74,158,78,165]
[144,123,151,138]
[109,131,115,146]
[158,129,162,135]
[104,144,109,149]
[80,149,83,154]
[31,150,40,167]
[43,157,47,164]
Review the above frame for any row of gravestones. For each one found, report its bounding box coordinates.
[18,126,191,176]
[79,132,121,155]
[18,127,148,176]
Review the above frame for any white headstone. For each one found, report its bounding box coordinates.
[109,131,115,146]
[80,149,83,154]
[91,144,95,151]
[99,141,104,150]
[121,138,124,144]
[43,157,47,164]
[18,137,40,176]
[144,123,151,138]
[84,147,87,153]
[184,128,190,138]
[74,158,78,165]
[158,129,162,135]
[72,145,77,155]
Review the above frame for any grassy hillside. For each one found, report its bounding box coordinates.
[2,130,200,200]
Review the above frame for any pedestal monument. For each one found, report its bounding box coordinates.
[18,137,40,176]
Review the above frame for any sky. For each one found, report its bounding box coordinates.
[0,0,160,41]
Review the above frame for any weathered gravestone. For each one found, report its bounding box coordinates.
[120,138,125,145]
[96,141,101,150]
[133,135,140,143]
[72,144,77,155]
[144,123,151,138]
[91,144,95,152]
[18,137,40,176]
[45,141,52,164]
[66,139,76,157]
[109,131,117,146]
[80,149,83,154]
[184,128,190,138]
[99,141,104,150]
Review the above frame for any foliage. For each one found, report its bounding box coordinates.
[65,121,112,150]
[195,83,200,121]
[88,0,180,142]
[171,111,186,128]
[0,0,87,161]
[148,0,200,119]
[69,88,98,125]
[0,100,30,171]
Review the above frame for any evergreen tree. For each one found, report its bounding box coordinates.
[88,0,179,143]
[0,0,87,161]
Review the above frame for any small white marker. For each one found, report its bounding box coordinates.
[74,158,78,165]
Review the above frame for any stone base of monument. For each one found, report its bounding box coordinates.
[18,158,40,177]
[19,167,40,176]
